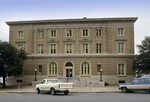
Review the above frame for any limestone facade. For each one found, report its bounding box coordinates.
[6,17,137,85]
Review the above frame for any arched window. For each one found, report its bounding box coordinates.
[81,62,90,76]
[49,62,57,76]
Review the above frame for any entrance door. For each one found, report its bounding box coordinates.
[65,62,73,78]
[66,69,72,77]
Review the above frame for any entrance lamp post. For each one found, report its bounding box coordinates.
[34,68,37,81]
[100,68,103,81]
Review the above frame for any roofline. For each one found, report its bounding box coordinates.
[6,17,138,26]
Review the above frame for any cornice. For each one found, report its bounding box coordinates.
[6,17,138,26]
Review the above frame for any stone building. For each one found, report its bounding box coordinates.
[6,17,137,85]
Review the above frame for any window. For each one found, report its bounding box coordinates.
[38,44,43,54]
[38,31,44,38]
[49,62,57,76]
[117,42,125,53]
[17,43,24,50]
[66,30,72,37]
[49,44,56,54]
[38,65,42,74]
[96,29,102,36]
[96,43,102,53]
[97,64,102,74]
[81,62,90,76]
[117,63,126,76]
[83,29,88,37]
[66,43,72,54]
[117,28,124,36]
[50,30,56,38]
[18,31,24,39]
[82,43,89,53]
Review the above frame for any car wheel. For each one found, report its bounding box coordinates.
[121,87,127,93]
[51,88,56,95]
[122,87,127,93]
[64,91,69,95]
[37,88,41,94]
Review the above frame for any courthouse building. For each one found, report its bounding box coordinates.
[6,17,137,85]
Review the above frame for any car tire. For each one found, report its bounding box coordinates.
[122,87,127,93]
[51,88,56,95]
[64,91,69,95]
[37,88,41,94]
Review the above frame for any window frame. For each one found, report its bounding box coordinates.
[96,29,102,36]
[65,43,73,54]
[38,65,42,74]
[82,29,89,37]
[117,27,124,36]
[50,30,57,38]
[117,42,125,54]
[49,43,57,54]
[49,62,57,76]
[117,63,126,76]
[82,43,89,54]
[81,62,90,77]
[66,29,72,38]
[38,31,44,38]
[96,43,102,53]
[37,44,44,54]
[17,31,24,39]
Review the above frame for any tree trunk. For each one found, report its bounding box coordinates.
[2,75,6,88]
[2,67,6,88]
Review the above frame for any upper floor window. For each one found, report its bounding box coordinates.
[49,44,56,54]
[96,43,102,53]
[117,28,124,36]
[18,31,24,39]
[96,29,102,36]
[117,42,125,53]
[117,63,126,76]
[50,30,57,38]
[37,44,43,54]
[83,29,88,37]
[66,43,72,54]
[66,30,72,38]
[82,43,89,53]
[38,31,44,38]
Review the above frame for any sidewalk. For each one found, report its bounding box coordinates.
[0,85,120,93]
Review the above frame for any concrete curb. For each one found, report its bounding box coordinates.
[0,86,120,93]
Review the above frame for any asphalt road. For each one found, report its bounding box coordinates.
[0,92,150,102]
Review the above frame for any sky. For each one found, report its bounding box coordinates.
[0,0,150,54]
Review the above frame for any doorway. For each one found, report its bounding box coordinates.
[65,62,73,78]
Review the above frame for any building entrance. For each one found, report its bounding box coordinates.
[65,62,73,78]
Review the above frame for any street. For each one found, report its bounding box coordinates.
[0,92,150,102]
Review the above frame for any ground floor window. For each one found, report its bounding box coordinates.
[38,65,42,74]
[49,62,57,76]
[81,62,90,76]
[117,63,126,76]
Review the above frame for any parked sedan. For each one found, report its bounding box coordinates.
[119,75,150,93]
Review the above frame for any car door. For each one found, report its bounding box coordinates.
[128,79,140,90]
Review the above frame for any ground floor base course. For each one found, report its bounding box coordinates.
[6,75,134,86]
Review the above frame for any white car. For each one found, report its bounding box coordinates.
[35,79,74,95]
[119,75,150,93]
